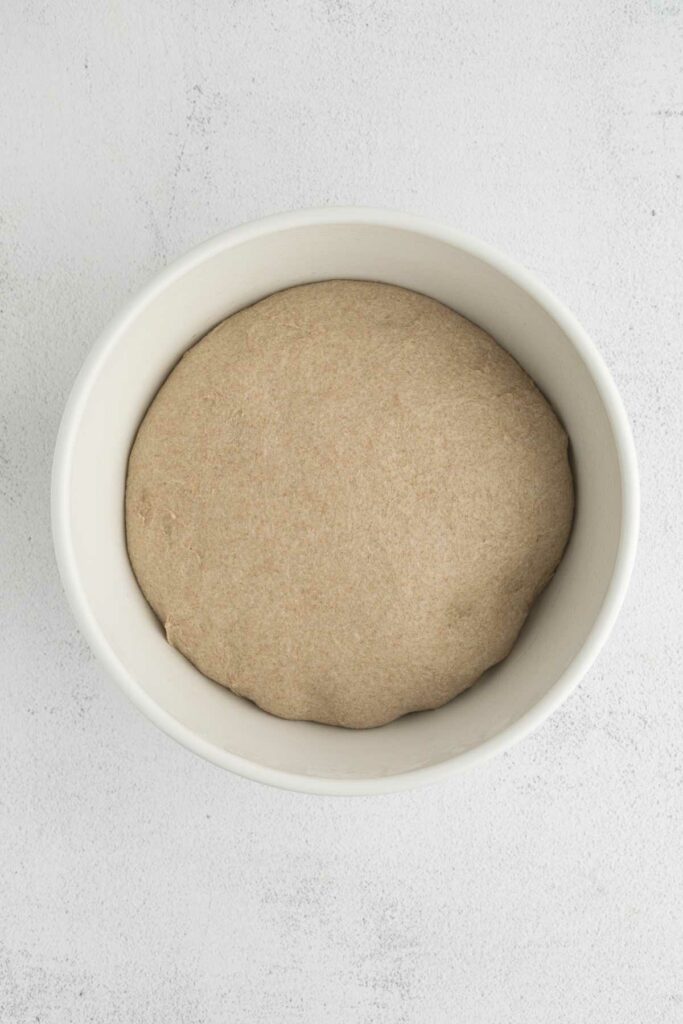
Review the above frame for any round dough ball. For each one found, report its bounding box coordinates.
[126,281,573,728]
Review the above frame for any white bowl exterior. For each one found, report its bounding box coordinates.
[52,209,638,794]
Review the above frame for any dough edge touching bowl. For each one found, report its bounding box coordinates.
[51,207,639,795]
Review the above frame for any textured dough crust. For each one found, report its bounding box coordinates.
[126,281,574,728]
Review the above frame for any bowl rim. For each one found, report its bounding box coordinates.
[51,206,639,795]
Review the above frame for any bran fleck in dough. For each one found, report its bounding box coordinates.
[126,281,574,728]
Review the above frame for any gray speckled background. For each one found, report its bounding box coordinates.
[2,2,682,1021]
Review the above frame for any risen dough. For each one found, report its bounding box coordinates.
[126,281,574,728]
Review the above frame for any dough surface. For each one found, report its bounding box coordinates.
[126,281,574,728]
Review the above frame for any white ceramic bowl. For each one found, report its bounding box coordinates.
[52,208,638,795]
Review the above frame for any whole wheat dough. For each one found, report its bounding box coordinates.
[126,281,574,728]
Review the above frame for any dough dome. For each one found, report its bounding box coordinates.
[125,281,574,728]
